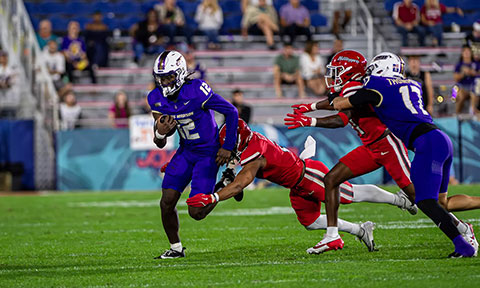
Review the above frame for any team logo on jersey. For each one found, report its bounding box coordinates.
[337,56,360,63]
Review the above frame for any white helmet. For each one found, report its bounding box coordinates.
[153,50,187,97]
[366,52,405,78]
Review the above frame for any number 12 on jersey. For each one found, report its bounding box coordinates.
[399,85,429,115]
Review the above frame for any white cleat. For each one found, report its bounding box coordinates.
[395,190,417,215]
[358,221,376,252]
[307,235,344,254]
[462,222,478,257]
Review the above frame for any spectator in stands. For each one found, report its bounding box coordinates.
[420,0,463,47]
[109,91,131,128]
[155,0,193,48]
[273,43,305,98]
[131,9,164,64]
[62,21,97,84]
[300,41,325,96]
[454,45,479,115]
[241,0,273,12]
[231,89,252,123]
[85,11,110,68]
[36,19,58,51]
[43,40,70,95]
[195,0,223,50]
[242,0,279,50]
[184,49,207,80]
[279,0,311,45]
[326,37,343,64]
[465,21,480,62]
[330,0,351,36]
[393,0,425,47]
[406,55,434,114]
[59,91,82,130]
[0,51,18,118]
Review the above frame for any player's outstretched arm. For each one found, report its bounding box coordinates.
[186,158,264,207]
[333,89,382,111]
[291,99,335,115]
[284,110,351,129]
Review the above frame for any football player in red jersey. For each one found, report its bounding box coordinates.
[187,119,416,253]
[284,50,417,254]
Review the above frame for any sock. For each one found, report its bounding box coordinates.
[307,215,360,236]
[453,235,475,256]
[417,199,460,240]
[449,213,468,234]
[171,242,182,252]
[352,184,396,205]
[326,226,339,238]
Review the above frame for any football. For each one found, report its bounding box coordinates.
[159,114,176,137]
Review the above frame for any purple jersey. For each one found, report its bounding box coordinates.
[147,79,238,152]
[363,75,433,146]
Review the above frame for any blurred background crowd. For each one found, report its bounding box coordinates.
[1,0,479,130]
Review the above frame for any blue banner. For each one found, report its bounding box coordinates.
[56,118,480,191]
[0,120,34,190]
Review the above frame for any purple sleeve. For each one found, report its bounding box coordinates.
[279,5,287,19]
[203,93,238,151]
[302,7,309,20]
[454,62,462,73]
[61,37,69,51]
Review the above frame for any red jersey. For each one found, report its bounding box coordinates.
[393,2,420,24]
[239,132,303,188]
[421,4,446,25]
[339,81,387,146]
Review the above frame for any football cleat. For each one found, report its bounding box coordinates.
[358,221,376,252]
[154,247,186,259]
[462,222,478,257]
[395,190,417,215]
[448,252,464,258]
[307,235,344,254]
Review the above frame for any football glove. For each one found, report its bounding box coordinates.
[215,167,236,192]
[284,113,317,129]
[186,193,219,207]
[291,102,317,114]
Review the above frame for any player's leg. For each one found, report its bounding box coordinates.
[351,184,414,211]
[440,194,480,211]
[156,150,193,259]
[412,130,475,257]
[289,190,374,252]
[187,152,219,220]
[324,146,379,228]
[438,154,478,255]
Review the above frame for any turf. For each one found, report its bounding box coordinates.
[1,186,480,287]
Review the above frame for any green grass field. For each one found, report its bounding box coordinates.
[1,186,480,287]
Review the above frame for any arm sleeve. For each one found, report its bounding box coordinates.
[348,89,382,107]
[203,93,239,151]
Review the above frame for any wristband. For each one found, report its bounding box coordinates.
[213,192,220,202]
[155,130,166,140]
[310,117,317,127]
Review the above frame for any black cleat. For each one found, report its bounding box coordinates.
[154,247,186,259]
[448,252,464,258]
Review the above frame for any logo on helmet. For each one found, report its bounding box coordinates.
[337,56,360,63]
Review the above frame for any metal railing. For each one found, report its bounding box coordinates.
[0,0,58,189]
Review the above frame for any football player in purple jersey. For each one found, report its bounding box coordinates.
[333,52,477,258]
[147,50,238,259]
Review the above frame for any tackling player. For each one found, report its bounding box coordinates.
[333,52,477,258]
[186,119,417,253]
[148,50,238,259]
[284,50,417,253]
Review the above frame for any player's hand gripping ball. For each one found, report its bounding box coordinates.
[156,114,177,137]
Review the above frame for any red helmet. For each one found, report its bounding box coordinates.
[325,50,367,92]
[219,118,253,159]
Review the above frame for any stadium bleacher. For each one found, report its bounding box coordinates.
[22,0,480,124]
